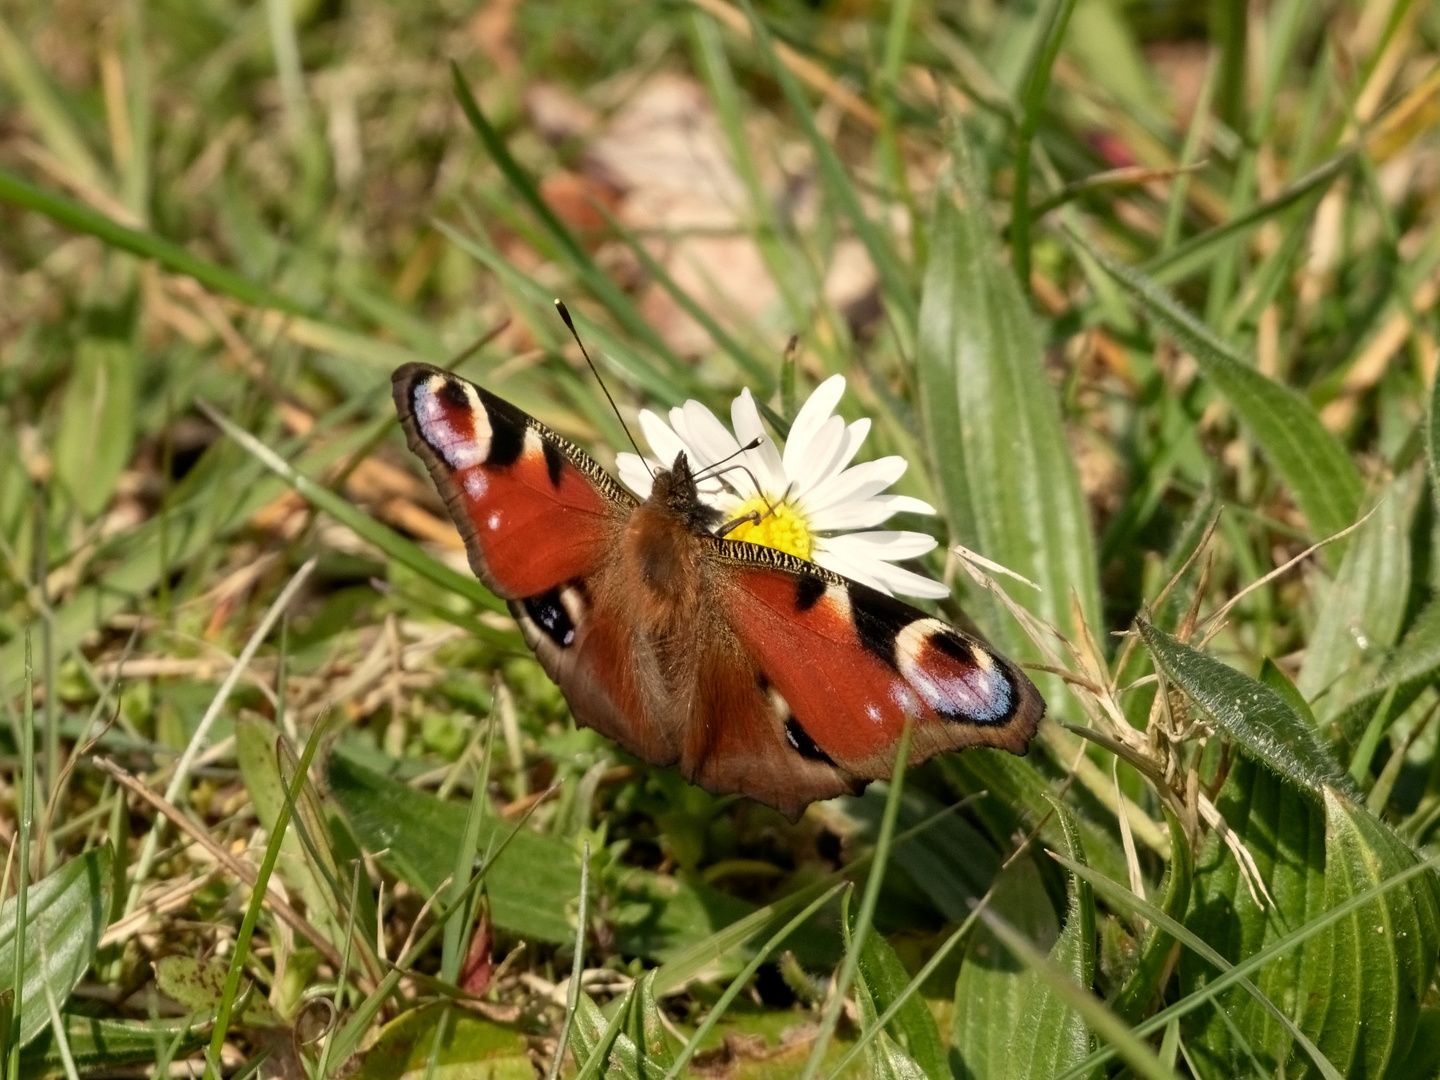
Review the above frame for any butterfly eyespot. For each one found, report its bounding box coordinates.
[522,587,579,648]
[895,620,1015,724]
[783,718,835,765]
[414,376,487,470]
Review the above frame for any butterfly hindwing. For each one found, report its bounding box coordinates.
[713,543,1044,784]
[392,363,634,600]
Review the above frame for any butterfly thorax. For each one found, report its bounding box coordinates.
[625,453,720,601]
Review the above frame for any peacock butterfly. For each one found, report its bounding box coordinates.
[391,361,1044,821]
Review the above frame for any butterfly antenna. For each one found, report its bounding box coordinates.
[555,300,651,478]
[694,437,781,516]
[692,436,764,481]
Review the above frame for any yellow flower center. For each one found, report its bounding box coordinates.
[725,497,813,560]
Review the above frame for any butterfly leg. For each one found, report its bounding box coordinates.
[716,511,763,538]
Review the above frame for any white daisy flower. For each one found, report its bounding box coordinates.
[616,375,951,599]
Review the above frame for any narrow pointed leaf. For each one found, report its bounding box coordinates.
[1137,619,1354,795]
[1077,234,1363,549]
[1298,472,1417,709]
[54,337,137,518]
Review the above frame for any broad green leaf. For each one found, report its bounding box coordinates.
[352,1001,532,1080]
[1390,1009,1440,1079]
[1138,619,1354,795]
[53,336,136,518]
[1078,235,1363,550]
[622,972,675,1078]
[569,990,664,1080]
[1182,762,1439,1077]
[952,858,1060,1080]
[1316,789,1438,1076]
[0,845,112,1049]
[848,911,947,1080]
[941,751,1131,886]
[152,956,278,1029]
[1003,801,1095,1080]
[1258,658,1318,727]
[1055,845,1343,1080]
[18,1014,207,1078]
[917,168,1101,688]
[1299,472,1418,711]
[1180,759,1328,1075]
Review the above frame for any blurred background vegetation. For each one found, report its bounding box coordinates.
[2,0,1440,1076]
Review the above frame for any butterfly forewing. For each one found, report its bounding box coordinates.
[392,363,632,599]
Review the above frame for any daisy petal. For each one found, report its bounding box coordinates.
[867,563,953,599]
[731,389,786,493]
[807,498,905,532]
[793,415,847,497]
[811,543,893,593]
[831,417,872,475]
[798,457,908,517]
[616,452,657,498]
[823,529,939,561]
[679,399,744,472]
[783,374,846,478]
[639,410,690,473]
[872,493,937,517]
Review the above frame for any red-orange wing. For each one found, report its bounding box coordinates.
[392,363,633,600]
[713,544,1043,786]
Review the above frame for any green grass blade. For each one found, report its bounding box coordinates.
[799,722,913,1079]
[547,839,590,1080]
[1076,232,1363,550]
[1009,0,1079,290]
[202,715,332,1078]
[200,402,502,614]
[0,167,309,317]
[735,1,917,328]
[448,64,689,379]
[1147,151,1352,284]
[664,884,842,1080]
